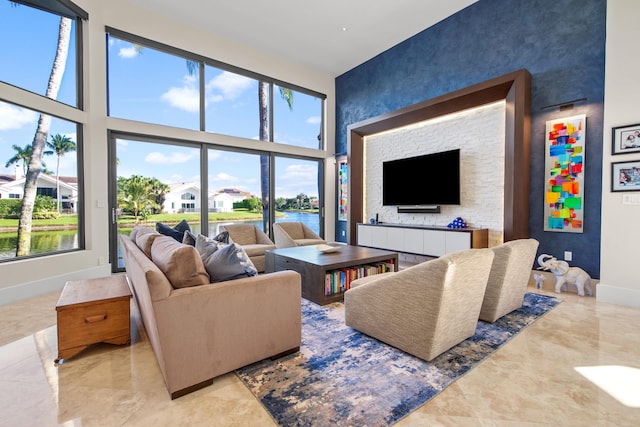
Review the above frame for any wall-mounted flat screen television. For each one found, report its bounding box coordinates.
[382,149,460,206]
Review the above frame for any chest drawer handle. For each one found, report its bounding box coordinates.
[85,314,107,323]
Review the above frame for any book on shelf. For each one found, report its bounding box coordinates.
[324,258,395,296]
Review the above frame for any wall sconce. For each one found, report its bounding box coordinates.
[541,98,587,111]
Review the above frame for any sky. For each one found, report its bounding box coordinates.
[0,1,323,199]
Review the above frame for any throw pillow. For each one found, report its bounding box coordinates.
[182,230,198,246]
[183,230,231,246]
[135,230,162,258]
[156,219,191,242]
[195,234,258,282]
[151,236,210,288]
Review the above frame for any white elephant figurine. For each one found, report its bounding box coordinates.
[537,254,592,296]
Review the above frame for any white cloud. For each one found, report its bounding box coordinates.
[0,102,37,130]
[210,172,238,183]
[306,116,321,125]
[145,151,195,164]
[206,71,253,102]
[161,75,200,113]
[118,46,139,59]
[208,151,222,161]
[167,173,183,183]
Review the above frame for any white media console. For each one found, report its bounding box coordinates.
[356,223,488,257]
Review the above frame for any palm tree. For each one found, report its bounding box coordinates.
[6,145,33,177]
[16,16,72,256]
[117,175,166,223]
[5,144,53,177]
[259,83,293,231]
[46,134,76,213]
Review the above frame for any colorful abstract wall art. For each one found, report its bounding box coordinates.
[338,157,348,221]
[544,114,586,233]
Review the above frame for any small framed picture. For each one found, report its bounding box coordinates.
[612,123,640,155]
[612,160,640,191]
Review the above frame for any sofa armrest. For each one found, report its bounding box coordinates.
[151,270,302,394]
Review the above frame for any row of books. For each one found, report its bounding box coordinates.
[324,260,396,296]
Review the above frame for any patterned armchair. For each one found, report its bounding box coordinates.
[345,248,495,361]
[479,238,539,323]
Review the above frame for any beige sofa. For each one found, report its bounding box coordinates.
[119,229,301,399]
[344,248,495,361]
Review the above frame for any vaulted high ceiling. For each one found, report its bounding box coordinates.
[128,0,477,77]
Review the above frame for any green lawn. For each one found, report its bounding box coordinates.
[0,209,313,229]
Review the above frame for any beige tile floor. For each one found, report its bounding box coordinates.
[1,283,639,426]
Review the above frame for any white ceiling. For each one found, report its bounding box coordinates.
[128,0,477,77]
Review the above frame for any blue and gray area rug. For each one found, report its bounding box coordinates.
[236,292,560,427]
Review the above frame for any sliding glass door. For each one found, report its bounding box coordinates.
[274,156,323,237]
[110,135,201,269]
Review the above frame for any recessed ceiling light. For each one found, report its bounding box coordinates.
[341,27,348,32]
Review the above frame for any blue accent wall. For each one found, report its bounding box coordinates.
[335,0,606,278]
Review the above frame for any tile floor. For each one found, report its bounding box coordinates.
[1,282,639,426]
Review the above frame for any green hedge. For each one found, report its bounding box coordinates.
[0,196,60,219]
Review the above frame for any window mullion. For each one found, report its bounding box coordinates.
[199,62,205,132]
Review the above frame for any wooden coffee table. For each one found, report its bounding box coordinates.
[55,275,132,363]
[265,245,398,305]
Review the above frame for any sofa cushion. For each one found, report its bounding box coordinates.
[151,236,210,289]
[157,219,191,242]
[129,226,145,242]
[195,234,258,283]
[136,230,162,258]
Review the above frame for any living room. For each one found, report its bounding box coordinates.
[1,0,639,425]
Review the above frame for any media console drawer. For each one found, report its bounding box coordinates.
[356,223,488,257]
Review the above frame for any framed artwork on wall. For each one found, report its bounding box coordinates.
[337,156,348,221]
[544,114,586,233]
[611,160,640,192]
[612,123,640,155]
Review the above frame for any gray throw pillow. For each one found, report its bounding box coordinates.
[195,234,257,282]
[184,230,231,246]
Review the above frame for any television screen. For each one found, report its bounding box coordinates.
[382,149,460,206]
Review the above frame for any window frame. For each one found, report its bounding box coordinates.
[0,0,87,263]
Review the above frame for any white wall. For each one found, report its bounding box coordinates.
[0,0,336,305]
[598,0,640,308]
[364,101,506,247]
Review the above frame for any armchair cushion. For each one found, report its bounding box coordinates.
[273,222,326,248]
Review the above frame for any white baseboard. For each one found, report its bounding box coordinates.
[0,265,112,306]
[596,283,640,309]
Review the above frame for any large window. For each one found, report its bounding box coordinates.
[0,0,85,261]
[205,66,260,139]
[106,29,327,271]
[106,28,325,149]
[274,86,324,150]
[274,156,322,236]
[0,0,81,107]
[107,35,200,130]
[207,149,266,235]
